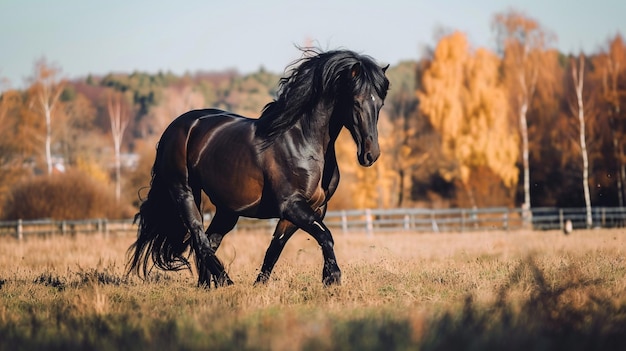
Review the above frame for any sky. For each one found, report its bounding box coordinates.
[1,0,625,90]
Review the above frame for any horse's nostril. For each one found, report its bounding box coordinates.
[366,152,374,163]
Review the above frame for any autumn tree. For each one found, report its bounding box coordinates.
[146,83,205,137]
[418,32,467,164]
[225,69,279,117]
[1,92,41,166]
[107,90,131,202]
[382,61,428,207]
[54,87,97,167]
[593,34,626,207]
[462,48,519,188]
[28,58,66,175]
[0,90,23,214]
[0,90,15,149]
[101,71,171,137]
[492,10,555,216]
[418,32,518,206]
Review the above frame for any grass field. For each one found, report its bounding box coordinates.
[0,228,625,350]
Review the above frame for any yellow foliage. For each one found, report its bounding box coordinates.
[418,31,468,158]
[462,48,519,187]
[418,32,519,189]
[75,156,111,185]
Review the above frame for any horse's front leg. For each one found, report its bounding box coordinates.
[255,219,298,285]
[282,199,341,285]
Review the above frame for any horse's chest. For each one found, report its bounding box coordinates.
[296,166,329,210]
[283,163,326,207]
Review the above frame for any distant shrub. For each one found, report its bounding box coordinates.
[2,171,132,220]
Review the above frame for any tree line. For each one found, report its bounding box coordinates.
[0,9,625,220]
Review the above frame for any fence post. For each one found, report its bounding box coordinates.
[503,211,509,232]
[17,219,23,240]
[341,210,348,233]
[61,221,67,235]
[430,210,439,233]
[365,209,373,237]
[559,209,564,231]
[461,209,465,233]
[404,214,410,230]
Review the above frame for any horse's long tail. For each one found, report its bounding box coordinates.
[126,125,194,278]
[126,174,192,278]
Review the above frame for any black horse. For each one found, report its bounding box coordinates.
[127,49,389,287]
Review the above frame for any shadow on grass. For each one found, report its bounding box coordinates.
[417,259,625,351]
[306,258,626,351]
[31,264,126,292]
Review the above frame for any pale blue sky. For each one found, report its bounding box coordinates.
[1,0,624,89]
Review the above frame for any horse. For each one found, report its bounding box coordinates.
[126,49,389,288]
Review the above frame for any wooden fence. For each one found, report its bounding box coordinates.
[2,207,624,240]
[0,218,135,240]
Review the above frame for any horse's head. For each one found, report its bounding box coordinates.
[255,49,389,161]
[343,58,389,167]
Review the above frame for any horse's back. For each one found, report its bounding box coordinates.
[168,109,267,214]
[182,109,257,164]
[165,108,244,131]
[155,108,248,179]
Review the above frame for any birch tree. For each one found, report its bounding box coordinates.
[107,90,130,202]
[28,58,65,175]
[571,54,592,227]
[492,10,554,219]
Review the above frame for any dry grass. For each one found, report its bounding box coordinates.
[1,228,625,350]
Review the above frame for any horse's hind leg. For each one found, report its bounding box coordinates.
[204,209,239,286]
[254,219,298,285]
[168,183,230,288]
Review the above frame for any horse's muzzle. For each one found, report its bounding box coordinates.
[358,136,380,167]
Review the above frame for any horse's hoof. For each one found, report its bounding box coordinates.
[323,271,341,286]
[216,274,234,287]
[254,272,270,286]
[197,280,212,289]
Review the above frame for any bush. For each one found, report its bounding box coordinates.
[2,171,132,220]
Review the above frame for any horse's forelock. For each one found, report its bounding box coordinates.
[352,56,390,99]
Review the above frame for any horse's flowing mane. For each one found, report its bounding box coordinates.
[255,49,389,143]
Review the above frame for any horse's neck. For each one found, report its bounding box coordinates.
[274,102,344,163]
[295,104,339,153]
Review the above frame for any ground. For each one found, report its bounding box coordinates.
[0,228,625,350]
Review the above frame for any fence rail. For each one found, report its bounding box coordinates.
[1,207,625,239]
[0,218,135,239]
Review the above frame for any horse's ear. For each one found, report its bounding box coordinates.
[382,64,390,73]
[351,62,361,78]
